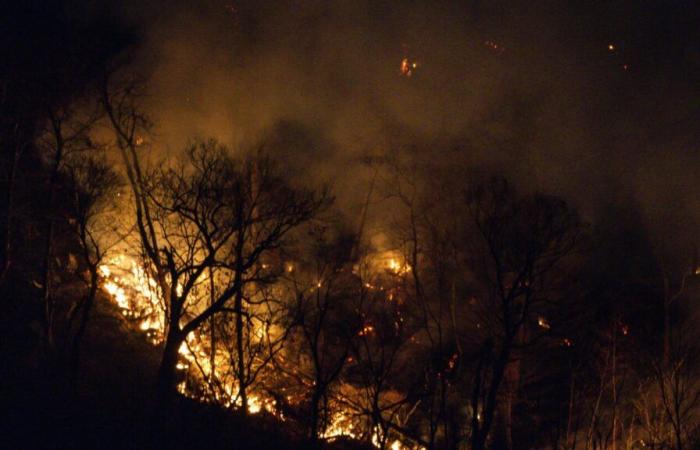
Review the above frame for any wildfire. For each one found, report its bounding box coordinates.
[322,411,417,450]
[98,253,279,413]
[322,410,361,441]
[387,257,411,275]
[103,280,128,309]
[400,58,418,77]
[99,251,418,448]
[99,254,162,340]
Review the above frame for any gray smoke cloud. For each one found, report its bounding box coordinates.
[79,0,700,266]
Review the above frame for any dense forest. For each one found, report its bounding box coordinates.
[2,1,700,449]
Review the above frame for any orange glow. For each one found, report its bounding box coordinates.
[99,251,419,448]
[400,58,418,77]
[358,324,375,336]
[484,40,505,53]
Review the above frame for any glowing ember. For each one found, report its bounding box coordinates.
[387,257,411,275]
[322,410,361,441]
[400,58,418,77]
[484,40,505,53]
[358,324,375,336]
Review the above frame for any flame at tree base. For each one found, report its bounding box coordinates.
[99,252,419,449]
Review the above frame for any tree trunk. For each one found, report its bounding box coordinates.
[70,266,99,390]
[156,327,183,408]
[472,341,511,450]
[611,325,618,450]
[566,371,576,449]
[209,267,216,385]
[674,426,683,450]
[40,169,61,353]
[40,126,64,353]
[151,326,184,449]
[663,276,671,368]
[0,141,20,287]
[309,384,322,447]
[235,288,248,416]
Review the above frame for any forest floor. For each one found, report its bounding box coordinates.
[0,289,369,450]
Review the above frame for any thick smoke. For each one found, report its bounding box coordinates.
[79,0,700,264]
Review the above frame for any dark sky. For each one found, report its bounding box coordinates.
[73,0,700,264]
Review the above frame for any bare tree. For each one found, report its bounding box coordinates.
[465,178,583,450]
[103,75,327,416]
[349,268,418,449]
[0,94,28,287]
[373,155,472,449]
[35,96,104,352]
[63,154,123,388]
[650,317,700,449]
[188,274,292,413]
[288,225,362,446]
